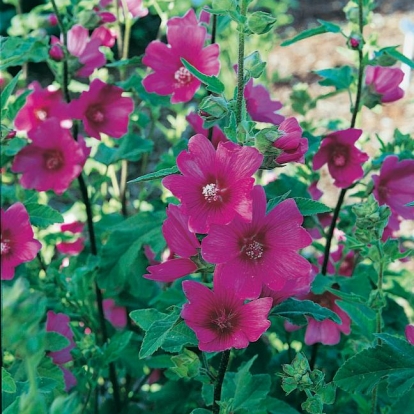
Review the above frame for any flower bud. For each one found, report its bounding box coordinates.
[247,11,277,35]
[5,130,17,139]
[349,36,361,49]
[49,44,64,61]
[244,51,266,79]
[47,14,58,26]
[198,96,228,122]
[212,0,236,11]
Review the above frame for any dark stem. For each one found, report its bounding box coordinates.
[235,0,247,127]
[310,342,319,370]
[213,350,231,414]
[207,14,218,143]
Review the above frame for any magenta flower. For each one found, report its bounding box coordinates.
[181,280,273,352]
[186,112,228,148]
[11,119,85,194]
[66,24,106,77]
[49,43,64,61]
[144,204,199,282]
[318,245,355,277]
[308,181,323,200]
[124,0,148,18]
[372,155,414,220]
[14,82,69,133]
[244,79,284,124]
[91,26,116,48]
[365,65,404,103]
[56,238,85,255]
[303,292,351,345]
[273,117,308,164]
[46,311,77,390]
[163,134,263,234]
[406,324,414,345]
[313,128,369,188]
[69,79,134,140]
[202,186,312,299]
[60,221,84,233]
[1,203,42,280]
[142,9,220,103]
[103,299,127,329]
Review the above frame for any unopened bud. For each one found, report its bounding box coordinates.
[247,11,277,35]
[244,51,266,79]
[47,14,58,26]
[49,44,64,61]
[5,130,17,139]
[349,36,361,49]
[198,96,228,121]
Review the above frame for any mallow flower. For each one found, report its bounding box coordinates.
[365,65,404,104]
[186,112,228,148]
[202,186,312,299]
[1,203,42,280]
[163,134,263,234]
[103,299,127,329]
[313,128,369,188]
[11,119,86,194]
[181,279,273,352]
[69,79,134,140]
[372,155,414,221]
[142,9,220,103]
[406,324,414,345]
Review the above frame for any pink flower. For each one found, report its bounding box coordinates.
[308,181,323,200]
[11,119,85,194]
[273,117,308,164]
[405,324,414,345]
[1,203,42,280]
[181,280,273,352]
[313,128,369,188]
[303,292,351,345]
[186,112,228,148]
[372,155,414,220]
[66,25,106,77]
[47,14,58,26]
[124,0,148,18]
[49,43,64,61]
[14,82,69,133]
[202,186,312,299]
[91,26,116,48]
[144,204,199,282]
[142,9,220,103]
[46,311,77,391]
[69,79,134,140]
[60,221,84,233]
[318,245,355,277]
[365,65,404,103]
[56,238,85,255]
[103,299,127,329]
[163,134,263,234]
[244,79,284,124]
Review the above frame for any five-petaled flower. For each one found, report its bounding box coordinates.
[313,128,369,188]
[163,134,263,234]
[12,119,86,194]
[181,279,273,352]
[1,203,42,280]
[69,79,134,140]
[202,186,312,299]
[365,65,404,104]
[142,9,220,103]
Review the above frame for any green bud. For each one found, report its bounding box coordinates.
[310,369,325,387]
[255,127,281,156]
[212,0,237,11]
[198,96,228,124]
[318,382,336,404]
[281,377,297,395]
[282,363,297,377]
[302,395,323,414]
[368,289,387,311]
[292,352,310,375]
[244,51,266,78]
[247,11,277,35]
[77,10,101,29]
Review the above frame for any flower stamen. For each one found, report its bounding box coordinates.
[174,67,192,85]
[202,183,220,203]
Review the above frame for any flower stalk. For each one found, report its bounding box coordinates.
[235,0,247,128]
[213,349,231,414]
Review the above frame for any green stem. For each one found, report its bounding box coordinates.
[235,0,247,128]
[213,350,231,414]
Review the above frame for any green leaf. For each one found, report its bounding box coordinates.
[25,203,64,229]
[1,70,21,112]
[265,397,301,414]
[292,198,332,216]
[112,135,153,163]
[316,66,353,90]
[181,58,225,94]
[335,301,376,337]
[378,46,414,69]
[317,19,342,33]
[334,334,414,397]
[130,309,167,331]
[405,201,414,207]
[266,191,291,213]
[139,310,181,358]
[162,320,198,353]
[44,332,70,352]
[271,298,341,325]
[2,367,16,393]
[128,165,179,184]
[106,56,142,67]
[281,26,328,47]
[103,331,133,364]
[2,137,27,156]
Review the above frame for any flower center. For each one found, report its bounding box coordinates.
[1,239,11,255]
[174,66,192,85]
[212,309,236,332]
[331,148,347,167]
[245,240,264,260]
[378,185,389,200]
[35,109,48,121]
[43,150,64,170]
[202,183,220,203]
[86,106,105,123]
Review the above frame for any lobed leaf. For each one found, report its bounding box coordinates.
[128,166,179,184]
[292,197,332,216]
[25,203,64,229]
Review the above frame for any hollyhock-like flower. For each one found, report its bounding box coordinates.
[69,79,134,140]
[181,280,273,352]
[66,24,106,77]
[318,245,355,277]
[103,299,127,329]
[60,221,84,234]
[372,155,414,220]
[406,324,414,345]
[163,134,263,234]
[313,128,369,188]
[91,26,116,48]
[365,65,404,103]
[308,181,323,200]
[11,119,85,194]
[56,238,85,255]
[142,9,220,103]
[99,0,148,19]
[46,311,77,390]
[1,203,42,280]
[14,82,69,132]
[273,117,308,164]
[244,79,284,124]
[144,204,200,282]
[202,186,312,299]
[186,112,227,148]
